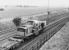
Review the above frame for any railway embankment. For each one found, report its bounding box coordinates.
[40,22,69,50]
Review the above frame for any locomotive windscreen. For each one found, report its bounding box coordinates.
[17,28,25,32]
[26,21,33,25]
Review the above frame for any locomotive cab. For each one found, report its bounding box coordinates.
[26,20,46,28]
[27,20,40,25]
[17,25,33,37]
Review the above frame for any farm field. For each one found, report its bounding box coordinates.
[0,7,48,18]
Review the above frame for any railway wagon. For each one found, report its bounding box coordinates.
[0,39,20,50]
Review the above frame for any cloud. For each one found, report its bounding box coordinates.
[0,0,69,7]
[50,0,69,7]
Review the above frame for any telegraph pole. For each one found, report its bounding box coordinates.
[47,0,50,23]
[48,0,50,16]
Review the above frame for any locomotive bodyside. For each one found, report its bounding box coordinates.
[17,20,47,36]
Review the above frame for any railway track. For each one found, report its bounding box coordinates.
[0,11,69,50]
[13,16,69,50]
[0,28,17,41]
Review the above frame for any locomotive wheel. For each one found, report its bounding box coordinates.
[34,31,39,35]
[9,47,14,50]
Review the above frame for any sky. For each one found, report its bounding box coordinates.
[0,0,69,8]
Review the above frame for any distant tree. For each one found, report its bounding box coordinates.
[13,17,21,27]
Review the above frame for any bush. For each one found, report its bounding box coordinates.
[13,17,21,27]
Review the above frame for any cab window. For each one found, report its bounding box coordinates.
[17,28,25,32]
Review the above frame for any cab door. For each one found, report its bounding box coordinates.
[25,28,32,36]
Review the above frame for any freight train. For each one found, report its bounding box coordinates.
[0,20,46,50]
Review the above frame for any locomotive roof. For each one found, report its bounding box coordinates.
[28,20,40,23]
[27,20,46,24]
[19,24,33,29]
